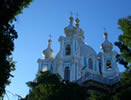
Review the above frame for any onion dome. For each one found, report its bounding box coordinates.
[43,39,54,59]
[64,16,75,36]
[74,18,84,39]
[101,32,113,53]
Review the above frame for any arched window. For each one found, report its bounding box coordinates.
[88,58,93,70]
[65,44,71,56]
[64,67,70,81]
[106,60,112,69]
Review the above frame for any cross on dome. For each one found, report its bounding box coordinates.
[75,12,80,27]
[76,12,79,18]
[69,12,74,24]
[104,27,106,33]
[49,34,52,40]
[70,11,73,17]
[104,28,108,40]
[48,34,52,48]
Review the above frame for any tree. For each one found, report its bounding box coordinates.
[0,0,33,96]
[114,16,131,99]
[115,16,131,69]
[26,71,87,100]
[90,93,111,100]
[115,16,131,86]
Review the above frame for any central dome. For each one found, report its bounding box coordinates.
[80,43,97,58]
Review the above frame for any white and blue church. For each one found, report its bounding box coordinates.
[37,16,120,85]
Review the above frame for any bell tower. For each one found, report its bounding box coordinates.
[56,14,85,81]
[37,38,54,73]
[98,31,119,79]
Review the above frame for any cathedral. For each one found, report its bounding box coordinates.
[37,16,120,86]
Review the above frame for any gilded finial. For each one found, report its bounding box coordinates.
[70,12,73,17]
[49,34,52,40]
[75,18,80,23]
[76,12,79,18]
[104,28,108,40]
[104,28,107,33]
[48,39,52,43]
[69,12,73,24]
[75,12,80,27]
[48,34,52,47]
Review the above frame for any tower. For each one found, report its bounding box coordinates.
[56,15,84,81]
[98,31,119,79]
[55,15,100,81]
[37,38,54,73]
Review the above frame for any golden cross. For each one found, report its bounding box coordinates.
[104,27,106,33]
[49,34,52,40]
[76,12,79,18]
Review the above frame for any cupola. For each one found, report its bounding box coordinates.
[43,39,54,59]
[101,31,113,53]
[64,16,75,36]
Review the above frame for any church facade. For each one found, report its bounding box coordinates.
[37,16,120,85]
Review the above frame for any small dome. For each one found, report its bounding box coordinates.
[43,40,54,58]
[64,16,75,36]
[101,32,113,53]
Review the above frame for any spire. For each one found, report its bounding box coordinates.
[64,12,75,36]
[75,13,80,28]
[104,28,108,40]
[69,12,73,24]
[48,39,52,48]
[43,34,54,59]
[48,34,52,48]
[101,29,113,53]
[74,13,84,40]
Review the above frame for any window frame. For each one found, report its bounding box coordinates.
[88,58,93,70]
[65,44,71,56]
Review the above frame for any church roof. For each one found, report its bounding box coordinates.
[80,43,97,58]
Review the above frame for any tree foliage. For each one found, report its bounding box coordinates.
[90,93,111,100]
[115,16,131,69]
[0,0,32,96]
[115,16,131,87]
[26,71,87,100]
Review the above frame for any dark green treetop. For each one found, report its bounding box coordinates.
[0,0,33,96]
[26,71,87,100]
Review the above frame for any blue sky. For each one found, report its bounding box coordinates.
[4,0,131,99]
